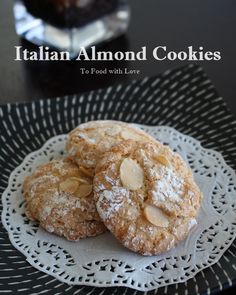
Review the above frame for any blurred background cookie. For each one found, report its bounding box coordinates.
[66,120,156,169]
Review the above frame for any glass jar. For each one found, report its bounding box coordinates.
[14,0,130,55]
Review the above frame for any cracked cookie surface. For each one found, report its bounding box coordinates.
[23,157,106,241]
[66,120,156,169]
[94,140,202,255]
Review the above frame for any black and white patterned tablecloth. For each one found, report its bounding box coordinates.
[0,64,236,295]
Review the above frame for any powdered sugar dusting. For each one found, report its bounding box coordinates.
[80,132,98,143]
[150,166,184,203]
[52,160,68,175]
[105,125,122,136]
[41,191,82,221]
[97,186,129,220]
[29,175,59,198]
[104,174,118,186]
[68,146,78,156]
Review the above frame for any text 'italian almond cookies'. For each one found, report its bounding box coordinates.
[23,158,106,241]
[66,120,156,169]
[94,140,202,256]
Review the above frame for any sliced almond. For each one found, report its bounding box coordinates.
[76,184,93,198]
[121,129,142,141]
[79,166,94,178]
[144,205,169,227]
[77,177,90,185]
[87,130,102,142]
[153,154,171,167]
[120,158,144,190]
[59,178,79,194]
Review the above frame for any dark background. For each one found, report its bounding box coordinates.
[0,0,236,117]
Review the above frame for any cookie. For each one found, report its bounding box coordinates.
[66,120,156,169]
[94,140,202,255]
[23,157,106,241]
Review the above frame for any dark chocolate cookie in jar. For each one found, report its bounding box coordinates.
[22,0,119,28]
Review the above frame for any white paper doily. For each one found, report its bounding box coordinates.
[2,125,236,291]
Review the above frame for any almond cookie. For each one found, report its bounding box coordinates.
[66,120,156,170]
[94,140,202,255]
[23,158,106,241]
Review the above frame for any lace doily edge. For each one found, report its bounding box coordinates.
[1,126,236,291]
